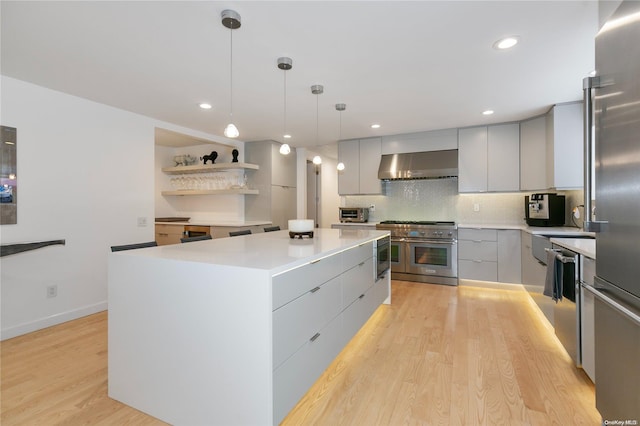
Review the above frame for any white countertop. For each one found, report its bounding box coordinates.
[112,228,389,274]
[550,237,596,259]
[155,220,272,227]
[458,223,595,237]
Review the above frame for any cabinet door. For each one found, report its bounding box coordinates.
[458,126,488,192]
[459,260,498,281]
[520,116,547,190]
[497,230,521,283]
[155,224,184,246]
[488,123,520,191]
[549,102,583,189]
[358,137,382,194]
[338,139,360,195]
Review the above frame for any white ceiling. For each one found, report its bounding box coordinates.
[1,1,598,157]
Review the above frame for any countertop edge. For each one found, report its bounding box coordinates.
[550,237,596,259]
[458,223,595,237]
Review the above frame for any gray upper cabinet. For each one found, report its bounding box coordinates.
[546,102,584,189]
[338,137,382,195]
[520,115,548,191]
[458,126,488,192]
[458,123,519,193]
[487,123,520,191]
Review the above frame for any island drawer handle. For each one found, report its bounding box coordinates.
[158,233,169,236]
[310,258,322,264]
[310,286,321,293]
[358,261,365,267]
[310,332,321,342]
[359,294,365,299]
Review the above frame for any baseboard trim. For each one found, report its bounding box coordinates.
[458,279,526,291]
[1,301,107,341]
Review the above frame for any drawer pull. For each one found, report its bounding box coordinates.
[310,332,321,342]
[310,258,322,264]
[310,286,321,293]
[473,240,483,243]
[473,260,483,263]
[158,233,168,236]
[358,261,365,267]
[359,294,365,299]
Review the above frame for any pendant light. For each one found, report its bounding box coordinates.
[278,57,293,155]
[335,103,346,171]
[222,10,241,138]
[311,84,323,164]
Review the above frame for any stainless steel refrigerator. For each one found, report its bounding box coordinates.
[583,0,640,421]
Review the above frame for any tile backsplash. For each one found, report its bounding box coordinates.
[342,179,584,228]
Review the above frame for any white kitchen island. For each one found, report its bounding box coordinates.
[108,228,390,425]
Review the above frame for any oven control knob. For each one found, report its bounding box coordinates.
[448,231,453,236]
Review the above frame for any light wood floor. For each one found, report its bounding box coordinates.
[1,281,601,425]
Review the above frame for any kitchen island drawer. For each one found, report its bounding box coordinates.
[458,228,497,241]
[459,259,498,281]
[272,253,342,310]
[342,257,374,308]
[342,287,378,344]
[458,240,498,261]
[342,241,373,270]
[272,275,342,369]
[273,312,343,425]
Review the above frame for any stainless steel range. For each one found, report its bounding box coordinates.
[376,220,458,286]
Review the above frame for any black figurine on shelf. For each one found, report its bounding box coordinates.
[201,151,218,165]
[232,149,239,163]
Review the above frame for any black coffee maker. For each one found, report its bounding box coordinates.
[525,193,565,226]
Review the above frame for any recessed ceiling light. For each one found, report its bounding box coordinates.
[482,110,494,116]
[283,134,292,139]
[493,36,519,50]
[371,124,381,129]
[199,103,212,109]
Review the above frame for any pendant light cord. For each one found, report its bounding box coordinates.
[316,91,319,145]
[283,70,287,141]
[229,26,233,119]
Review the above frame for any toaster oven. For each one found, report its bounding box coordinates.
[339,207,369,223]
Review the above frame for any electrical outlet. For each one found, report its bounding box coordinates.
[137,217,147,227]
[473,203,480,212]
[46,285,57,298]
[369,204,376,212]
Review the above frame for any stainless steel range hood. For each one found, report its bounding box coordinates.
[377,149,458,180]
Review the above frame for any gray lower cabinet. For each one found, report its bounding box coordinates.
[458,228,498,281]
[497,230,522,283]
[580,256,596,383]
[271,240,387,424]
[520,231,552,324]
[459,228,521,284]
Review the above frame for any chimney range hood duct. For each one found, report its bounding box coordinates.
[377,149,458,180]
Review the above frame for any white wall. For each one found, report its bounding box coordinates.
[0,77,236,339]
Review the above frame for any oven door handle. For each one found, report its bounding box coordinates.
[391,238,407,243]
[407,240,456,245]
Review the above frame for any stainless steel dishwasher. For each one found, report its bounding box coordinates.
[546,245,581,367]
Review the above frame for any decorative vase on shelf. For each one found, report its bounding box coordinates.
[232,149,239,163]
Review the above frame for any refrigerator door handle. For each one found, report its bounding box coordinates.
[588,284,640,326]
[582,76,609,233]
